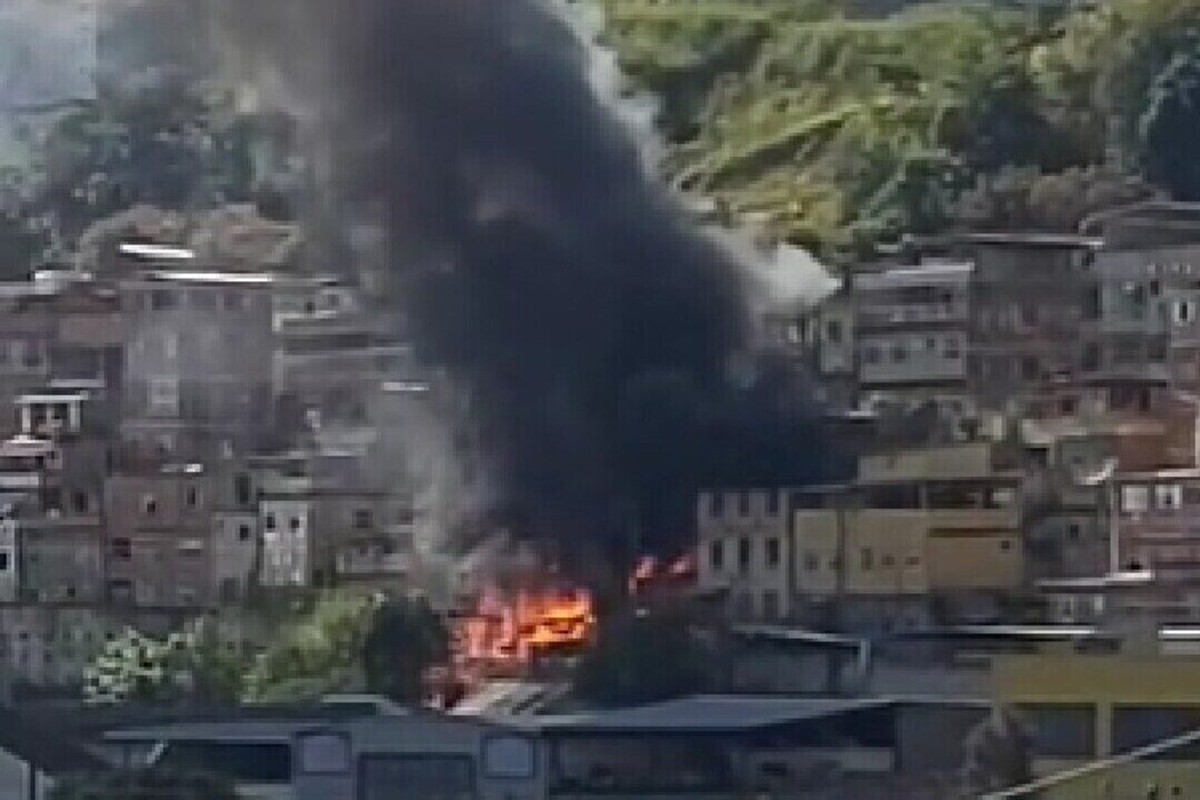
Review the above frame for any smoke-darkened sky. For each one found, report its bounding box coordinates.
[214,0,829,562]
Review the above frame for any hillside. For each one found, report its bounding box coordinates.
[594,0,1200,263]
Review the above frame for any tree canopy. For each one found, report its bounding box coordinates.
[595,0,1200,262]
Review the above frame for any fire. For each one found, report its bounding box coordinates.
[452,584,596,677]
[627,551,697,597]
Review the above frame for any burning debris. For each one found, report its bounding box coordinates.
[445,535,596,685]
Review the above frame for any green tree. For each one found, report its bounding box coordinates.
[242,591,379,703]
[573,607,709,707]
[363,596,450,703]
[82,619,248,707]
[49,769,240,800]
[951,163,1158,232]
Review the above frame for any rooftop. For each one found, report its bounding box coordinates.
[529,695,892,735]
[0,436,55,458]
[908,231,1104,249]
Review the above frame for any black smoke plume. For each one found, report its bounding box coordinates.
[216,0,830,566]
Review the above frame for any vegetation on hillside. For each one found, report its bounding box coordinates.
[595,0,1200,262]
[83,592,450,707]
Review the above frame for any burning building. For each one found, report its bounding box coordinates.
[445,535,597,684]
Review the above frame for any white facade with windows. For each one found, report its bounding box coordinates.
[696,489,792,622]
[260,498,311,587]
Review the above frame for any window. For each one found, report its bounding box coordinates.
[150,289,178,311]
[925,337,937,351]
[891,344,908,363]
[148,377,179,414]
[860,548,874,570]
[1021,356,1040,381]
[297,733,351,776]
[881,554,895,567]
[234,474,252,507]
[825,319,843,344]
[163,332,179,361]
[360,755,473,800]
[111,538,131,560]
[708,493,724,517]
[1177,301,1196,325]
[141,494,157,516]
[1149,337,1168,362]
[238,524,252,542]
[863,345,881,365]
[737,492,751,516]
[944,337,961,359]
[0,552,8,571]
[766,492,780,516]
[737,537,751,572]
[289,517,302,532]
[265,513,277,531]
[709,540,724,571]
[185,487,199,508]
[354,509,373,530]
[1019,704,1096,758]
[1156,484,1184,511]
[71,491,88,514]
[1067,522,1082,541]
[803,552,819,571]
[1113,706,1200,760]
[1082,343,1101,372]
[1123,485,1150,513]
[1000,539,1013,552]
[765,537,781,568]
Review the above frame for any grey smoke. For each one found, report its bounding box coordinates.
[209,0,834,566]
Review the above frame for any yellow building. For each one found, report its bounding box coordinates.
[994,653,1200,799]
[792,443,1023,628]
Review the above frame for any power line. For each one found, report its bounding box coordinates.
[981,725,1200,800]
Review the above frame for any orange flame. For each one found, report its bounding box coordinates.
[452,584,596,676]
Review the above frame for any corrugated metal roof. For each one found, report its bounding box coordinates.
[530,695,892,734]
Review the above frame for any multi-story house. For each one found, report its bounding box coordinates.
[272,284,413,453]
[852,260,974,425]
[0,273,124,439]
[254,450,416,591]
[792,442,1025,632]
[1111,467,1200,620]
[779,285,856,412]
[118,270,327,463]
[103,464,222,608]
[0,493,28,602]
[695,488,792,623]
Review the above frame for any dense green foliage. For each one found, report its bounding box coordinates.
[83,619,246,707]
[83,593,449,707]
[243,592,450,704]
[596,0,1200,261]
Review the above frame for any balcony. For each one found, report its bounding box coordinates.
[856,303,968,331]
[336,549,413,578]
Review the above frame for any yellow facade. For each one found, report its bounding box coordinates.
[994,655,1200,800]
[858,442,999,483]
[793,507,1022,597]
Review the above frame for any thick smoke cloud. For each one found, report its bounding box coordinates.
[215,0,830,566]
